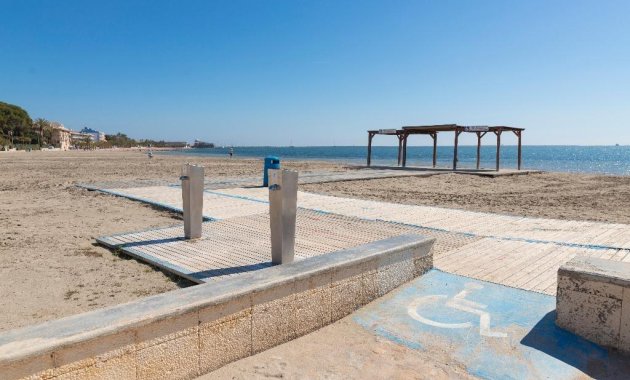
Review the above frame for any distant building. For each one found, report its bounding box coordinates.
[70,130,92,144]
[192,140,215,148]
[79,127,106,142]
[50,123,71,150]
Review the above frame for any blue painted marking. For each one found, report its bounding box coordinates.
[353,270,627,379]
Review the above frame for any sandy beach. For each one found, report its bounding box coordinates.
[0,150,342,331]
[304,171,630,224]
[1,149,630,333]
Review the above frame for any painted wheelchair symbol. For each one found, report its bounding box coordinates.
[407,283,507,338]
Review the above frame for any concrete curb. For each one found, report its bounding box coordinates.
[556,256,630,354]
[0,234,434,380]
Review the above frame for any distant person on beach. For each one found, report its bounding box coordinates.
[229,147,234,158]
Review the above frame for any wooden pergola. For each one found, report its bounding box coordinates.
[367,124,524,171]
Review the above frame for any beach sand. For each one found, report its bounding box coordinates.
[304,171,630,224]
[1,149,630,333]
[0,150,342,331]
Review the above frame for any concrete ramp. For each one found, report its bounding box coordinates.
[354,270,630,379]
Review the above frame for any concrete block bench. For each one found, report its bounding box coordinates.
[556,256,630,353]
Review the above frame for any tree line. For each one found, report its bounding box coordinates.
[104,133,187,148]
[0,101,38,146]
[0,101,188,149]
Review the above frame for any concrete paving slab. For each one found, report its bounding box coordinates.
[353,270,630,379]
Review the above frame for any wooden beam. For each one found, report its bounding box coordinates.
[453,129,461,170]
[431,132,437,168]
[475,131,487,170]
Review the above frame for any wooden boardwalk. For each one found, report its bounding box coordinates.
[214,187,630,250]
[91,184,630,250]
[98,210,475,283]
[93,183,630,295]
[435,238,630,295]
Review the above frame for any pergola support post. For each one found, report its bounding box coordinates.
[367,132,375,167]
[514,130,522,170]
[397,134,404,166]
[475,131,487,170]
[431,132,437,168]
[494,129,502,172]
[402,133,408,167]
[453,129,461,170]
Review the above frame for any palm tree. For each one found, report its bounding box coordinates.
[33,118,49,147]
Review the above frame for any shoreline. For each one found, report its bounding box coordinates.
[3,147,630,177]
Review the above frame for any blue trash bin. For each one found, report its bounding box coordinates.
[263,156,281,187]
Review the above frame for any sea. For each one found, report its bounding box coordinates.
[160,145,630,176]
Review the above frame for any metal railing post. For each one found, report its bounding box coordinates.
[268,169,298,264]
[181,164,204,239]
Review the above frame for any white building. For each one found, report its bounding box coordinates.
[79,127,106,142]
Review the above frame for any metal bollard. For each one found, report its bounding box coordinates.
[268,169,298,264]
[180,164,204,239]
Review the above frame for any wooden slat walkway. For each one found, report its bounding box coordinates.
[92,182,630,296]
[435,238,630,295]
[99,210,630,294]
[98,210,476,283]
[95,184,630,250]
[214,187,630,250]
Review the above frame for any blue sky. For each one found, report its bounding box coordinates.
[1,0,629,146]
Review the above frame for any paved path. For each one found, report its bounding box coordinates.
[353,270,630,379]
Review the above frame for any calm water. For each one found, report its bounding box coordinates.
[160,146,630,176]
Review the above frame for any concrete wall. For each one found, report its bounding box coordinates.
[556,256,630,354]
[0,234,434,380]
